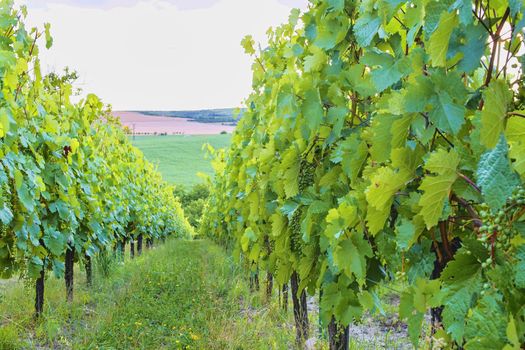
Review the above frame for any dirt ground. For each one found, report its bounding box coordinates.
[112,111,236,135]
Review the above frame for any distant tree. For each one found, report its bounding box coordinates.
[173,184,209,228]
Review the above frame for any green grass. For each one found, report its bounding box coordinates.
[0,240,297,349]
[131,135,231,187]
[0,240,413,349]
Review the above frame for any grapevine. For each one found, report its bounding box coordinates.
[0,1,193,315]
[203,0,525,348]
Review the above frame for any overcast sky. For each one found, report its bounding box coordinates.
[17,0,309,110]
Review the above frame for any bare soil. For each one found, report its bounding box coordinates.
[112,111,236,135]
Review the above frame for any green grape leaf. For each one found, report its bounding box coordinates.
[281,147,300,198]
[333,234,373,285]
[413,279,442,313]
[325,202,358,240]
[515,247,525,288]
[0,108,10,138]
[18,183,35,212]
[241,35,255,55]
[403,75,434,113]
[481,80,512,148]
[288,8,300,26]
[354,13,381,47]
[308,200,330,214]
[429,90,465,135]
[302,88,324,133]
[505,116,525,178]
[427,11,458,67]
[406,240,435,284]
[368,114,396,163]
[456,24,489,73]
[418,149,460,228]
[509,0,523,17]
[303,47,327,72]
[344,64,377,97]
[341,137,367,185]
[442,287,474,342]
[241,228,257,252]
[28,256,44,279]
[366,203,391,236]
[464,294,507,349]
[362,52,412,92]
[0,204,13,225]
[44,23,53,49]
[476,135,520,210]
[51,259,65,278]
[280,200,299,220]
[0,50,16,69]
[336,292,362,326]
[395,218,418,251]
[504,317,521,350]
[327,0,344,11]
[451,0,473,24]
[43,229,66,256]
[440,248,483,342]
[441,247,482,284]
[314,16,348,50]
[399,291,425,346]
[276,88,299,120]
[366,167,411,211]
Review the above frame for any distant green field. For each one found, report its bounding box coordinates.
[132,135,231,187]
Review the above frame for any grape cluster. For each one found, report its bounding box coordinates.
[298,159,315,193]
[480,282,492,296]
[9,176,16,221]
[0,180,14,277]
[477,186,525,268]
[0,181,11,238]
[290,159,315,254]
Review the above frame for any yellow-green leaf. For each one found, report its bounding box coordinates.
[506,115,525,178]
[481,80,512,148]
[427,11,458,67]
[418,149,459,228]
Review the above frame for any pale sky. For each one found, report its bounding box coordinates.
[17,0,309,110]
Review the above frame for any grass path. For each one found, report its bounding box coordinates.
[1,239,412,349]
[0,240,294,349]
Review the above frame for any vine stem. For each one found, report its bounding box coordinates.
[491,230,496,267]
[419,113,455,148]
[255,56,266,74]
[496,27,520,79]
[484,7,510,87]
[436,128,456,148]
[511,206,525,223]
[472,9,492,35]
[439,221,453,260]
[15,31,41,102]
[451,194,482,229]
[4,12,20,38]
[350,92,358,127]
[431,230,443,263]
[508,112,525,119]
[457,172,481,193]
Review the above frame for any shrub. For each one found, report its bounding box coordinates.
[174,184,209,229]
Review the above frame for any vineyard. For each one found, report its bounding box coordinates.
[0,0,191,320]
[202,0,525,349]
[1,0,525,349]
